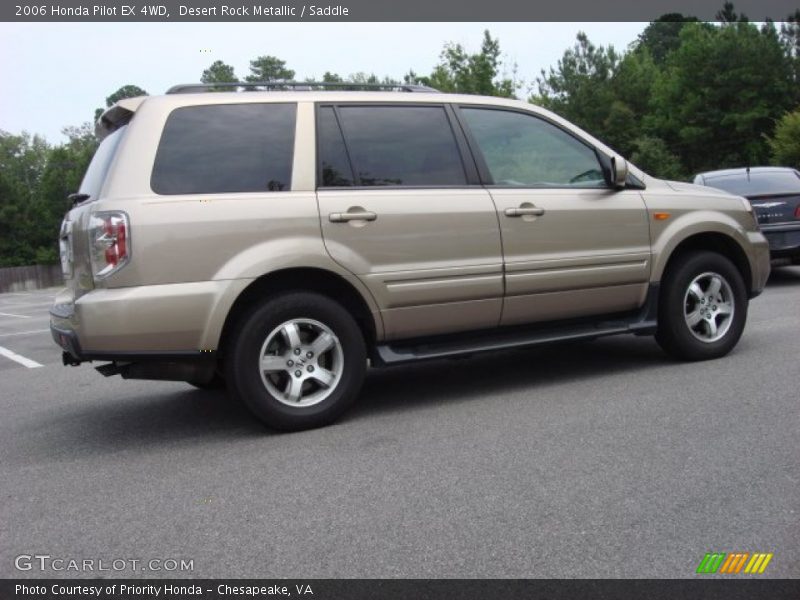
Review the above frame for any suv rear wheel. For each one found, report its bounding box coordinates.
[656,251,748,361]
[226,292,367,431]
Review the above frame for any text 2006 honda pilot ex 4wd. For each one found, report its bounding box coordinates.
[51,82,770,431]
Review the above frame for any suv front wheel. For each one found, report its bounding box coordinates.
[226,292,367,431]
[656,251,748,361]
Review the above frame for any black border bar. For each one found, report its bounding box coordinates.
[3,0,799,22]
[3,579,800,600]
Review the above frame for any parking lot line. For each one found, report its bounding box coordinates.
[0,312,32,319]
[0,329,50,339]
[0,345,44,368]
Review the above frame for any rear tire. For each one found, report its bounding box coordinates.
[655,251,748,361]
[225,292,367,431]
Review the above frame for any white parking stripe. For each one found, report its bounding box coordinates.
[0,329,50,338]
[0,345,44,368]
[0,312,32,319]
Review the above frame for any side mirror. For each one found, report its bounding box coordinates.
[610,155,628,189]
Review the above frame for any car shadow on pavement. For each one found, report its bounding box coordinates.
[17,335,670,458]
[17,388,269,460]
[349,335,668,422]
[766,265,800,287]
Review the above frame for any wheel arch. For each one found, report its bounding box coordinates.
[216,267,381,361]
[656,231,753,293]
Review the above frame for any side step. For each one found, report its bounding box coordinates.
[375,317,657,366]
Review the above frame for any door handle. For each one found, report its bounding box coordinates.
[329,210,377,223]
[504,206,545,217]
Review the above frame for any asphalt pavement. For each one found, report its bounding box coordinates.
[1,270,799,578]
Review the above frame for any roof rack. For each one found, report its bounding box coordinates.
[166,81,440,94]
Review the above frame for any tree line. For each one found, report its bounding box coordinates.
[1,3,799,267]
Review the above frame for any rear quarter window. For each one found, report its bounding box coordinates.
[151,103,296,194]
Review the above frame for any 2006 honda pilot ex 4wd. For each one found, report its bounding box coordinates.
[51,82,771,431]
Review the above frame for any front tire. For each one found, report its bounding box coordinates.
[655,251,748,361]
[225,292,367,431]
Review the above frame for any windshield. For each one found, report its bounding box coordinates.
[78,125,127,200]
[702,170,800,197]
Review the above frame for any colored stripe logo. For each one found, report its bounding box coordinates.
[696,552,773,574]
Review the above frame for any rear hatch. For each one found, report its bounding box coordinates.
[59,98,141,300]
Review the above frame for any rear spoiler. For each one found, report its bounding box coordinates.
[95,96,146,140]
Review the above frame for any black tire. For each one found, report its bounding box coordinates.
[186,372,226,390]
[225,292,367,431]
[655,251,748,361]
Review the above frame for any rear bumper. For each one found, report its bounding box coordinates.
[49,279,252,361]
[761,223,800,259]
[51,324,83,362]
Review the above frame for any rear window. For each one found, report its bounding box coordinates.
[324,105,467,187]
[151,103,296,194]
[701,171,800,196]
[79,125,127,200]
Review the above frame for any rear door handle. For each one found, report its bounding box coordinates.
[329,211,377,223]
[504,206,545,217]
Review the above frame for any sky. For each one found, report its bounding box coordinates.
[0,22,646,143]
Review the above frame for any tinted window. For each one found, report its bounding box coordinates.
[152,103,295,194]
[335,105,466,186]
[318,107,354,187]
[79,125,127,200]
[702,171,800,196]
[461,108,605,187]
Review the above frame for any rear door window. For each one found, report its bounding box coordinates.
[320,105,467,187]
[151,103,296,194]
[318,106,355,187]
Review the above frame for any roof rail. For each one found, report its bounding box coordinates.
[166,81,440,94]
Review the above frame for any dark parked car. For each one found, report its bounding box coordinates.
[694,167,800,265]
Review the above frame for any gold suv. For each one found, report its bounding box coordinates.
[51,82,771,430]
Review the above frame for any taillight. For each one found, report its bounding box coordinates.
[795,204,800,219]
[89,211,130,279]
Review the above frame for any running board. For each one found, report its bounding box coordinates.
[375,317,657,366]
[375,284,660,366]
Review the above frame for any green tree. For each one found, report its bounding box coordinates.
[534,32,619,145]
[648,21,793,173]
[780,10,800,104]
[94,84,148,121]
[201,60,238,86]
[768,109,800,168]
[630,136,685,180]
[716,1,747,23]
[636,14,701,65]
[611,47,658,120]
[32,125,98,263]
[246,56,295,81]
[106,84,148,106]
[416,30,516,97]
[0,131,50,266]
